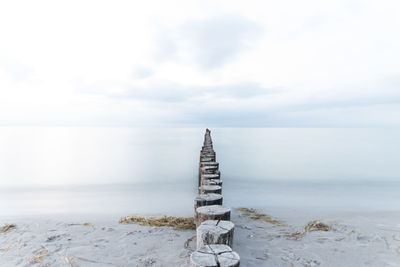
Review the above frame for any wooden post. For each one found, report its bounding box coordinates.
[190,244,240,267]
[201,152,215,157]
[200,165,219,174]
[199,166,219,188]
[199,162,218,187]
[194,194,223,223]
[195,205,231,227]
[199,185,222,194]
[194,194,223,211]
[201,173,220,180]
[200,162,219,168]
[200,173,221,189]
[201,179,223,186]
[197,220,235,249]
[193,129,240,265]
[200,154,215,160]
[200,157,216,162]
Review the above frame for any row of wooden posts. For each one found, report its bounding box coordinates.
[190,129,240,267]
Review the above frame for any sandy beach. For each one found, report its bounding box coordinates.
[1,207,400,266]
[2,0,400,264]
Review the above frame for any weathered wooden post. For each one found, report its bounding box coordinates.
[197,220,234,249]
[194,193,223,224]
[195,205,231,227]
[190,244,240,267]
[199,161,219,168]
[201,179,223,186]
[198,131,216,187]
[192,129,240,266]
[201,173,220,180]
[194,194,223,210]
[200,156,216,162]
[199,165,218,187]
[200,165,219,174]
[199,185,222,194]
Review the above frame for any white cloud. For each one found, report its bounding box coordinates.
[1,0,400,127]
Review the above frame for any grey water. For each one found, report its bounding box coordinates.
[1,127,400,217]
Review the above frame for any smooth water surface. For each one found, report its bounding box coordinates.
[1,127,400,216]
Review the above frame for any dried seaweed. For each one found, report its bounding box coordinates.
[59,253,78,267]
[119,216,195,230]
[184,235,196,250]
[67,222,92,227]
[288,220,330,239]
[29,245,50,264]
[0,224,17,233]
[237,207,286,226]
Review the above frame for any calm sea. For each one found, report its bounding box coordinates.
[0,127,400,217]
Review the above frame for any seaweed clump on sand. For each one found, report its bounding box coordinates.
[29,245,50,264]
[119,216,196,230]
[0,224,17,233]
[237,207,286,226]
[288,220,330,239]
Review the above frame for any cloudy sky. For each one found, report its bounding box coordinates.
[1,0,400,127]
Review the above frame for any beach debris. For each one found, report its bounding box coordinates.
[74,255,118,266]
[139,257,156,266]
[67,222,92,227]
[59,253,79,267]
[251,249,269,260]
[65,257,78,267]
[59,253,118,267]
[237,207,286,226]
[184,235,196,250]
[29,245,50,264]
[0,224,17,233]
[119,216,195,230]
[0,240,19,252]
[46,234,62,242]
[381,236,391,249]
[288,220,330,239]
[303,220,330,232]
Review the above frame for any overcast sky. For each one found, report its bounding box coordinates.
[1,0,400,127]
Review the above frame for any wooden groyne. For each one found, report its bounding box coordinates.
[190,129,240,267]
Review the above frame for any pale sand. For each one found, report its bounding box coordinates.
[1,208,400,266]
